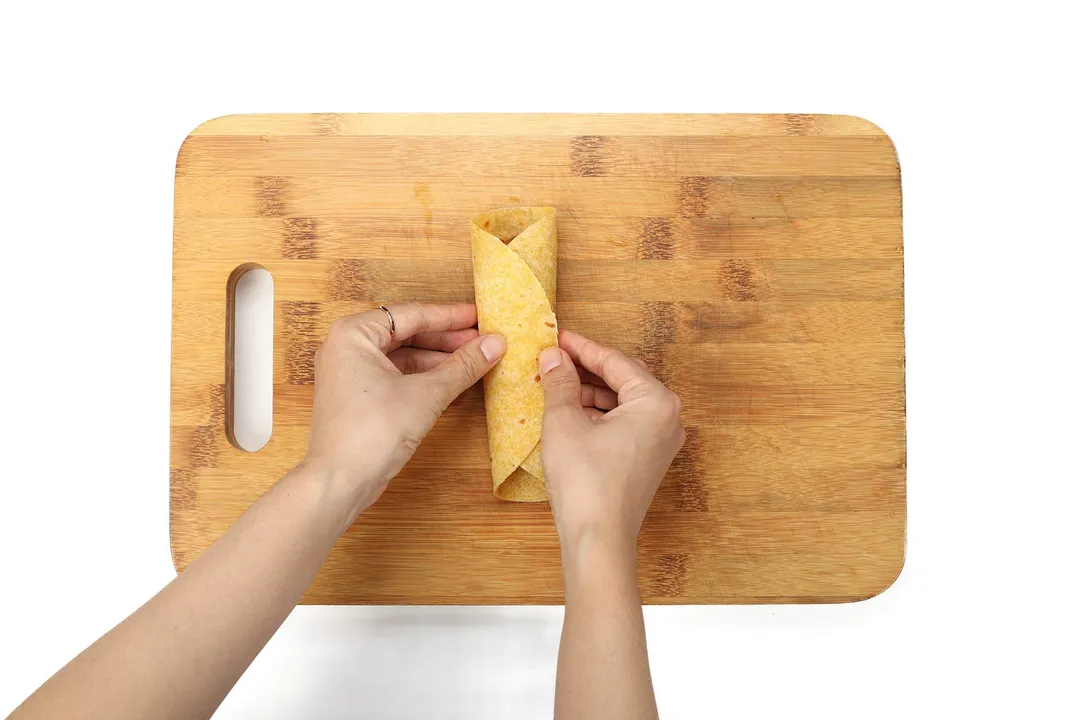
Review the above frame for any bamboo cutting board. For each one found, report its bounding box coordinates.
[171,114,906,604]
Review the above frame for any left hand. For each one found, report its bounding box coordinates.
[304,302,506,514]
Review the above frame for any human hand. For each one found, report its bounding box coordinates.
[538,330,685,555]
[305,302,506,515]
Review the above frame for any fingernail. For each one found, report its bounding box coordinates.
[538,347,562,375]
[480,334,506,362]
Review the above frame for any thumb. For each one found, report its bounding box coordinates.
[426,333,506,409]
[538,347,581,414]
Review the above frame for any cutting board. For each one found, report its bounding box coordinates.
[171,114,905,604]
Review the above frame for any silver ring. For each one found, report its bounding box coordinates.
[377,305,395,337]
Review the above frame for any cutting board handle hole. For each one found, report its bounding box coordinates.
[226,264,274,452]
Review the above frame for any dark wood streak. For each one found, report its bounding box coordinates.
[642,300,677,344]
[570,136,610,177]
[169,468,196,515]
[784,113,816,136]
[188,425,218,469]
[283,301,321,336]
[638,217,674,259]
[208,384,226,424]
[651,553,690,597]
[651,426,708,513]
[169,468,196,570]
[255,176,288,217]
[677,177,711,217]
[638,301,677,382]
[314,112,346,136]
[722,259,758,301]
[286,342,319,386]
[283,301,322,385]
[669,427,709,512]
[283,218,319,259]
[329,259,370,301]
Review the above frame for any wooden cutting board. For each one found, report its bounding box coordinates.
[171,114,905,604]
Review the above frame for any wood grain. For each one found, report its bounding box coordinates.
[171,114,905,604]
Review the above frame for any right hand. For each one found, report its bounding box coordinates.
[538,330,686,554]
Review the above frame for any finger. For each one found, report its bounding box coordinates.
[424,333,506,410]
[408,328,479,352]
[580,383,618,410]
[387,347,450,375]
[539,347,583,414]
[559,329,658,395]
[583,407,606,421]
[385,302,477,342]
[342,303,477,353]
[576,365,608,388]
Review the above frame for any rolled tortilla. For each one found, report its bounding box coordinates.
[471,207,558,502]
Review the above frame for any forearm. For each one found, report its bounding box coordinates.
[11,462,360,720]
[555,533,659,720]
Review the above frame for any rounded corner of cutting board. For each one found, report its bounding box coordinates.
[837,114,900,166]
[168,535,189,577]
[849,552,908,604]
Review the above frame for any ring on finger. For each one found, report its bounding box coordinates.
[377,305,396,338]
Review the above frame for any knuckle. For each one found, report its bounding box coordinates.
[453,349,484,382]
[659,392,682,421]
[545,372,578,395]
[622,376,651,400]
[320,320,350,356]
[642,387,682,421]
[406,302,428,331]
[666,389,684,415]
[359,318,389,348]
[596,348,614,376]
[400,425,427,454]
[326,318,349,342]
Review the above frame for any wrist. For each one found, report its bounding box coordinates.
[559,526,638,585]
[293,458,382,530]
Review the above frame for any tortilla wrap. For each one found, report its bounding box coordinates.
[470,207,558,501]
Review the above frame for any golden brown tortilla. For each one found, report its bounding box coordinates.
[471,207,557,501]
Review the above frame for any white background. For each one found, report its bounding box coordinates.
[1,1,1077,717]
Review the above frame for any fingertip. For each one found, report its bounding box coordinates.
[480,333,506,362]
[538,346,563,375]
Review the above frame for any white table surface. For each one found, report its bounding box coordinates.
[1,3,1076,717]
